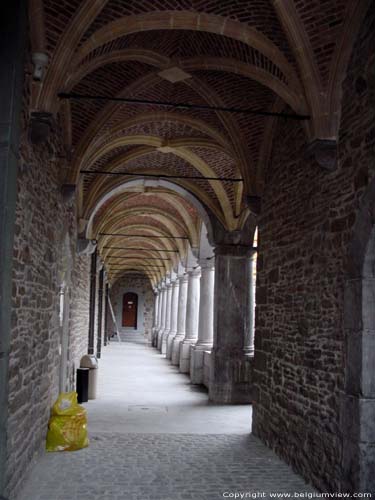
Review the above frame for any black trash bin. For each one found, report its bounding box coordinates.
[76,367,89,403]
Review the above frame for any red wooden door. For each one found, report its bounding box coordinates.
[122,293,138,328]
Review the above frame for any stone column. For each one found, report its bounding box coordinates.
[179,268,201,373]
[157,282,167,351]
[166,278,180,359]
[244,252,257,355]
[161,280,173,354]
[88,248,98,355]
[171,273,189,365]
[151,289,160,346]
[209,245,253,403]
[190,259,215,384]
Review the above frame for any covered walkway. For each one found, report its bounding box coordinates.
[17,334,315,500]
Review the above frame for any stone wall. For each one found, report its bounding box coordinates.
[5,81,91,497]
[109,275,154,337]
[252,8,375,493]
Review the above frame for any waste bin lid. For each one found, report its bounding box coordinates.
[80,354,98,369]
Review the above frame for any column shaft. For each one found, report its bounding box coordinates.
[190,261,215,383]
[88,248,97,355]
[171,274,189,365]
[96,267,104,358]
[161,282,173,354]
[157,285,167,350]
[179,268,201,373]
[244,252,256,355]
[152,291,160,346]
[166,279,180,359]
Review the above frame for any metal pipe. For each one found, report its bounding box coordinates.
[102,246,179,253]
[105,256,171,261]
[99,232,188,240]
[58,92,310,120]
[81,169,243,182]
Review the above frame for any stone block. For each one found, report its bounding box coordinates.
[190,346,206,384]
[179,341,193,373]
[341,394,375,443]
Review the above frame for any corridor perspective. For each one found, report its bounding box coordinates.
[17,333,315,500]
[1,0,374,499]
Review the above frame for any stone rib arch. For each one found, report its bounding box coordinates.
[85,178,220,246]
[71,11,300,88]
[65,50,303,115]
[327,0,371,139]
[95,196,199,246]
[96,210,195,250]
[82,146,235,229]
[76,113,234,176]
[83,171,226,230]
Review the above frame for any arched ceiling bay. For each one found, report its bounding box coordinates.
[30,0,364,283]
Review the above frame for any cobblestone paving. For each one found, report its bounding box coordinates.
[17,433,316,500]
[16,336,316,499]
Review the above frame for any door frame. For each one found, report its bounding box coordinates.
[122,292,138,328]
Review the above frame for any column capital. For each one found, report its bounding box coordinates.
[214,244,255,258]
[187,267,201,277]
[199,258,215,269]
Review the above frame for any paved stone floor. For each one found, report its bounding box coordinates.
[16,333,316,500]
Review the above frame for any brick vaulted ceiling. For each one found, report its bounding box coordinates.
[29,0,365,283]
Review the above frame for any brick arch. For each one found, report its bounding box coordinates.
[68,71,244,184]
[327,1,371,139]
[103,246,179,273]
[82,146,236,230]
[71,11,299,88]
[65,50,303,113]
[83,168,224,230]
[78,113,233,173]
[93,195,199,245]
[85,179,221,247]
[96,210,196,250]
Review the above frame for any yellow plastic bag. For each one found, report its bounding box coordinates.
[46,392,89,452]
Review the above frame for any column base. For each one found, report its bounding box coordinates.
[208,349,254,404]
[179,339,196,373]
[166,331,177,360]
[161,329,170,354]
[190,344,212,384]
[156,329,165,351]
[171,335,184,365]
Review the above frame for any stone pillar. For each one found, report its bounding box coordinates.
[151,289,160,346]
[179,268,201,373]
[209,245,253,403]
[157,282,167,351]
[244,251,256,355]
[161,281,173,354]
[96,267,104,358]
[0,3,27,495]
[88,248,98,355]
[171,274,189,365]
[166,278,180,359]
[104,283,110,346]
[190,259,215,384]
